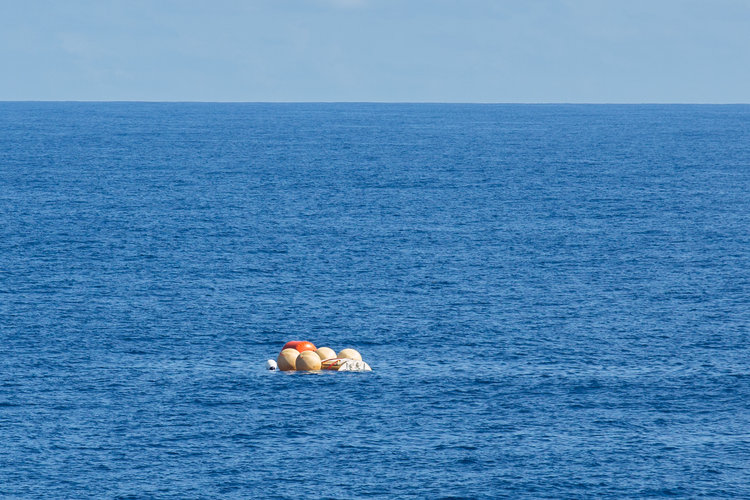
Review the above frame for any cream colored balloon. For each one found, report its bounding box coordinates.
[337,348,362,361]
[316,347,337,361]
[296,350,322,371]
[277,348,300,371]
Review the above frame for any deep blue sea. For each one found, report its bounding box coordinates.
[1,103,749,498]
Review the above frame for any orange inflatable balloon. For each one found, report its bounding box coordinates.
[282,341,302,351]
[295,341,317,353]
[282,340,317,353]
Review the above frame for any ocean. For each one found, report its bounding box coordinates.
[1,103,749,498]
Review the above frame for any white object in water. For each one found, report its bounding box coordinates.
[266,359,278,370]
[337,360,372,372]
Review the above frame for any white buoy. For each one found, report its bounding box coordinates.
[266,359,278,370]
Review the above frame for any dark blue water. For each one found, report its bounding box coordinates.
[1,103,749,498]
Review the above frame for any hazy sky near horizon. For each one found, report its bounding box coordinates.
[2,0,749,102]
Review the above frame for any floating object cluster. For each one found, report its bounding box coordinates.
[267,341,372,372]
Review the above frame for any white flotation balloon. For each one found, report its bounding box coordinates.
[337,360,372,372]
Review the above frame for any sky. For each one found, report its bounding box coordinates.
[1,0,749,102]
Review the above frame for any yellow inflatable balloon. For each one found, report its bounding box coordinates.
[296,350,322,371]
[277,348,300,371]
[315,347,337,361]
[337,348,362,361]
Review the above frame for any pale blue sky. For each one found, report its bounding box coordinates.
[1,0,749,102]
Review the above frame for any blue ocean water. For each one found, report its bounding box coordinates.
[1,103,749,498]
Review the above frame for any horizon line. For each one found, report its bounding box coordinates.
[2,100,749,105]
